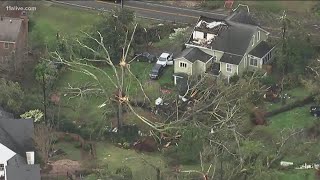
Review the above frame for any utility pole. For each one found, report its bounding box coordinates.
[121,0,124,9]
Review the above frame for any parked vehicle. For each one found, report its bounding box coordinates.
[310,106,320,117]
[149,64,164,80]
[156,53,173,67]
[135,52,156,63]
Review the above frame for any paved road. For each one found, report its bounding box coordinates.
[56,0,228,24]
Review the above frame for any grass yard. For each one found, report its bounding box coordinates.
[267,106,317,132]
[95,142,167,180]
[266,87,310,111]
[55,61,174,126]
[52,141,82,161]
[238,1,317,13]
[29,2,101,49]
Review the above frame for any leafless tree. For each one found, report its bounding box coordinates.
[33,124,54,164]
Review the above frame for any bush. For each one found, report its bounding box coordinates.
[260,76,277,86]
[115,166,133,180]
[229,74,240,84]
[74,141,82,148]
[63,135,74,142]
[166,127,204,164]
[83,143,92,152]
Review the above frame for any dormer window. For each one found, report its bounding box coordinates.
[252,35,255,47]
[257,31,261,42]
[0,164,4,171]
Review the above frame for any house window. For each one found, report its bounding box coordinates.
[203,33,207,39]
[4,43,9,49]
[249,58,258,67]
[252,35,255,46]
[0,164,4,171]
[179,62,187,68]
[257,31,261,42]
[226,63,232,73]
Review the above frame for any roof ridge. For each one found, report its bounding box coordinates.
[0,121,26,157]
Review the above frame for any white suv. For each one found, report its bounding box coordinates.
[156,53,173,67]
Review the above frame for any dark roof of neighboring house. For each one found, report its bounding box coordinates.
[249,41,273,58]
[0,117,35,158]
[177,48,213,63]
[6,164,41,180]
[0,17,22,42]
[226,10,259,26]
[0,107,13,118]
[189,16,256,57]
[220,53,243,65]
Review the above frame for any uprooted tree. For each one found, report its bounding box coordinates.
[45,8,320,180]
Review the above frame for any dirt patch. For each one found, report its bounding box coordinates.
[49,159,83,175]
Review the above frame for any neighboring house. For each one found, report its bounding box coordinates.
[173,10,275,84]
[0,107,40,180]
[0,11,28,75]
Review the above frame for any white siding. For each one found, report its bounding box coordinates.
[193,31,204,39]
[26,151,35,165]
[0,143,16,180]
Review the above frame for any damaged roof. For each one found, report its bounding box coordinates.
[0,17,22,42]
[177,48,213,63]
[189,16,256,57]
[249,41,273,58]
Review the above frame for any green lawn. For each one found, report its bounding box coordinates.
[95,142,167,180]
[266,87,310,111]
[52,141,82,161]
[267,106,317,132]
[55,61,174,127]
[29,2,101,49]
[275,170,315,180]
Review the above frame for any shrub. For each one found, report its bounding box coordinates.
[115,166,133,180]
[229,74,240,84]
[260,76,277,86]
[74,141,82,148]
[63,135,74,142]
[166,127,204,164]
[83,143,92,152]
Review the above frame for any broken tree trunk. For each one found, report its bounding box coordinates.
[265,95,314,118]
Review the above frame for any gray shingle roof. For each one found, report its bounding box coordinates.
[0,17,22,42]
[226,10,259,26]
[220,53,243,65]
[0,117,35,158]
[178,48,213,63]
[249,41,272,58]
[6,164,41,180]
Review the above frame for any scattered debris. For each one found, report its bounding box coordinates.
[196,20,227,29]
[280,161,294,167]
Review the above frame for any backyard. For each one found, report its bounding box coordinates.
[25,1,320,179]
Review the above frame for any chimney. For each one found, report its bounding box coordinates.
[10,19,12,23]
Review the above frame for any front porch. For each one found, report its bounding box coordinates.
[249,41,275,67]
[205,62,221,77]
